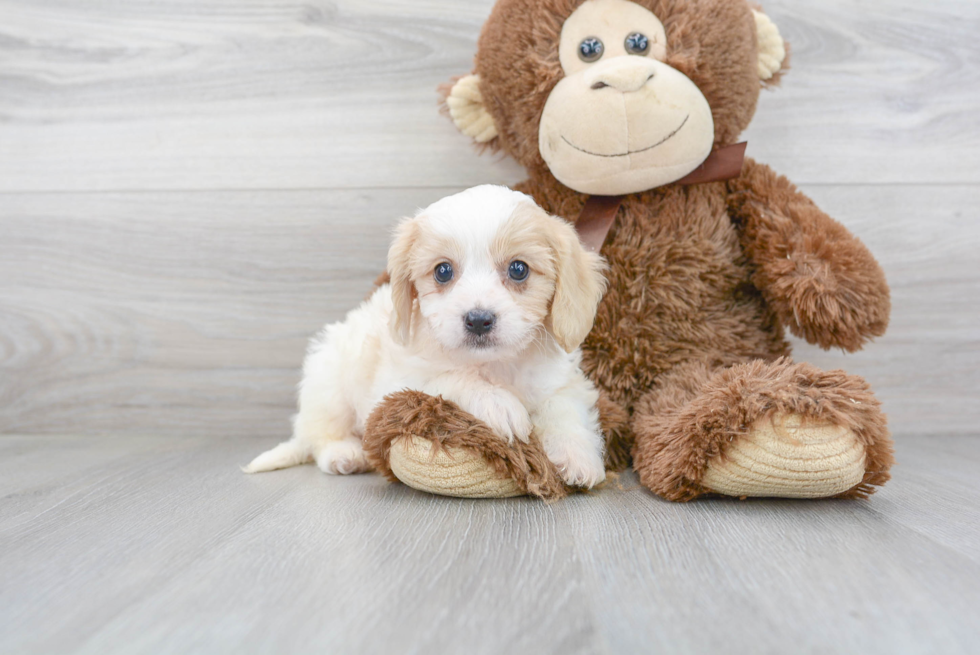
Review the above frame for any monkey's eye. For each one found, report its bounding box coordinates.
[434,262,454,284]
[508,260,530,282]
[624,32,649,55]
[578,37,604,62]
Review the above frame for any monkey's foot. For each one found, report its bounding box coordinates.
[632,359,894,501]
[388,436,524,498]
[701,413,867,499]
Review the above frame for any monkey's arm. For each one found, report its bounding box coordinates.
[361,387,629,499]
[727,158,890,352]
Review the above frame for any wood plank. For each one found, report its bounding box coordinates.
[0,434,601,654]
[744,0,980,185]
[0,0,523,193]
[2,185,978,438]
[0,434,977,653]
[0,0,977,191]
[0,188,448,438]
[0,434,173,499]
[863,436,980,565]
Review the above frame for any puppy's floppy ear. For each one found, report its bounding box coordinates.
[387,216,420,345]
[543,211,608,353]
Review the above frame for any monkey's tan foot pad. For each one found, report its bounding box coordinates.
[389,436,523,498]
[701,412,868,499]
[362,389,569,500]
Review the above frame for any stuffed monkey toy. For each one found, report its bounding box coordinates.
[362,0,894,501]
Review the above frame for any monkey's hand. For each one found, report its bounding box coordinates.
[728,159,890,352]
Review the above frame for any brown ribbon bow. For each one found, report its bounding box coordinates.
[574,142,747,253]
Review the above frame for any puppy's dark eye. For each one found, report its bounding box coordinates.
[434,262,454,284]
[508,260,529,282]
[578,37,604,62]
[624,32,649,55]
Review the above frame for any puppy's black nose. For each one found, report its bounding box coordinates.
[464,309,496,336]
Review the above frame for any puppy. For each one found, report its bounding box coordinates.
[244,185,608,487]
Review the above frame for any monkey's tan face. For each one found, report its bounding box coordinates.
[538,0,715,195]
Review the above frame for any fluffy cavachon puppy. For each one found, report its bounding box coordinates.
[245,186,609,490]
[364,0,894,501]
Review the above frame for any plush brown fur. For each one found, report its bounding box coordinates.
[728,159,890,351]
[365,0,894,500]
[597,390,632,472]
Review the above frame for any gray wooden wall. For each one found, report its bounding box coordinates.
[2,0,978,439]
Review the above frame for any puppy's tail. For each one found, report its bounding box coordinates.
[242,439,311,474]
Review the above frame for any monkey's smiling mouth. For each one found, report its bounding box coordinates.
[561,115,690,158]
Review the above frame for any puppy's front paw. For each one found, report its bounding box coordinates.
[314,437,371,475]
[468,390,533,443]
[548,442,606,489]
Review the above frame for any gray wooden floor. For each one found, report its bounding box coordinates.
[2,0,980,652]
[1,434,978,654]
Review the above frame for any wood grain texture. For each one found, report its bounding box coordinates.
[0,0,978,192]
[0,188,445,437]
[0,434,978,654]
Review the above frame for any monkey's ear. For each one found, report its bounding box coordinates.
[752,9,789,85]
[444,74,499,145]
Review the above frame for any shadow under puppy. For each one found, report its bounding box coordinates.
[245,185,609,487]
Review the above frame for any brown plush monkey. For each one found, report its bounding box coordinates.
[362,0,894,501]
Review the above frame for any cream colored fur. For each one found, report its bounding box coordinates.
[446,75,497,143]
[752,9,787,81]
[244,185,609,488]
[538,52,715,195]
